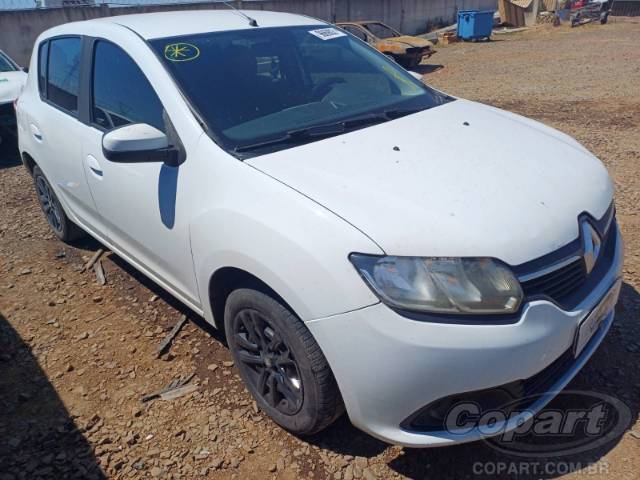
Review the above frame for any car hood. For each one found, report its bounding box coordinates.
[385,35,434,49]
[246,99,613,265]
[0,71,27,105]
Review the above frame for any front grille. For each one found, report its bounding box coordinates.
[521,258,587,304]
[515,204,617,308]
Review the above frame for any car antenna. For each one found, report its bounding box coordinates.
[222,1,259,27]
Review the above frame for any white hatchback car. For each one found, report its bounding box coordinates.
[17,10,622,447]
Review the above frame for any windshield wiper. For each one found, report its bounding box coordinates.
[382,107,424,119]
[234,123,348,154]
[234,108,424,154]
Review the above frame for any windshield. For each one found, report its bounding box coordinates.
[151,25,451,157]
[0,51,18,72]
[364,23,401,39]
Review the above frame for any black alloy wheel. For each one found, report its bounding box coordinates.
[35,172,64,234]
[232,308,304,415]
[224,288,344,435]
[32,166,85,242]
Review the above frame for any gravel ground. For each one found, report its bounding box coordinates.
[1,18,639,480]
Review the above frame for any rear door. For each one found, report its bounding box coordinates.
[79,39,200,308]
[28,37,99,229]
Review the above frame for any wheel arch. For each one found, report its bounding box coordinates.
[208,266,298,331]
[21,151,37,175]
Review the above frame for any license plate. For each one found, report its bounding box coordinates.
[574,279,621,357]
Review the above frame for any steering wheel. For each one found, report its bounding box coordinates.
[312,77,347,101]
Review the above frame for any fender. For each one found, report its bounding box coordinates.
[188,138,382,326]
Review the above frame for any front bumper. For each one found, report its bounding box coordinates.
[307,225,623,447]
[397,48,434,66]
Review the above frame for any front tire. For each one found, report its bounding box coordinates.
[224,288,344,435]
[32,166,85,242]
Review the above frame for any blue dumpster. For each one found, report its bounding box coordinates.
[457,10,494,41]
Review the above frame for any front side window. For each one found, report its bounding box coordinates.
[0,51,18,72]
[47,37,81,113]
[151,25,451,157]
[92,41,165,132]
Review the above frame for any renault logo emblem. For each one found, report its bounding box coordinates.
[581,221,601,274]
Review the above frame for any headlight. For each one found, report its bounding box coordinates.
[349,254,523,315]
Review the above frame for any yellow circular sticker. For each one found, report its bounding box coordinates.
[164,43,200,62]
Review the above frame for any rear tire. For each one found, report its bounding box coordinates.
[32,166,85,242]
[224,288,344,435]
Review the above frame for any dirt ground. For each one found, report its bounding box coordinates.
[1,18,639,480]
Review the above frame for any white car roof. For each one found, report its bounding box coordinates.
[81,10,325,40]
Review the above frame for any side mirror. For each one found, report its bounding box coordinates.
[22,67,29,73]
[102,123,179,165]
[408,71,423,81]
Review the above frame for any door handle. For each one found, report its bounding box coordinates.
[30,124,43,142]
[86,155,103,178]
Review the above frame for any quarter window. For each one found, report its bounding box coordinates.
[47,37,81,113]
[38,41,49,96]
[91,41,165,132]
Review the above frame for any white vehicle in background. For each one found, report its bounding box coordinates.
[16,10,622,447]
[0,49,27,146]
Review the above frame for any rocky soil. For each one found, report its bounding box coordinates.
[1,18,639,480]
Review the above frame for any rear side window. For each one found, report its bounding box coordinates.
[38,41,49,96]
[91,41,165,132]
[47,37,81,113]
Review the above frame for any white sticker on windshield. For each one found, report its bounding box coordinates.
[309,28,347,41]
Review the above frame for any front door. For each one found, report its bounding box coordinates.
[79,39,200,309]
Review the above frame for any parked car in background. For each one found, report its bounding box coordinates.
[0,49,27,147]
[336,21,435,68]
[570,0,611,26]
[17,10,622,448]
[557,0,610,26]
